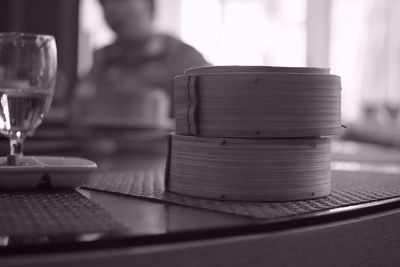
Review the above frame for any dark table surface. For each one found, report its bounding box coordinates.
[1,129,400,266]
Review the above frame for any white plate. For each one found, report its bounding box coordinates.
[0,156,97,190]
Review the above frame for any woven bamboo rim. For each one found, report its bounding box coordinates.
[175,66,341,138]
[185,65,331,74]
[167,134,331,201]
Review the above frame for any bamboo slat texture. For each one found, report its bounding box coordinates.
[175,66,341,138]
[168,66,341,201]
[167,135,331,201]
[185,66,331,75]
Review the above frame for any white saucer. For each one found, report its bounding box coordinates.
[0,156,97,190]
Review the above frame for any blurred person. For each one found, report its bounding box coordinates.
[72,0,209,130]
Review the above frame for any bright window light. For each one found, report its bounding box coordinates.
[180,0,307,66]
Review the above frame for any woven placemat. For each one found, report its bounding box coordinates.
[0,191,125,236]
[85,170,400,220]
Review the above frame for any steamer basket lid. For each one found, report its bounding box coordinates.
[184,66,331,75]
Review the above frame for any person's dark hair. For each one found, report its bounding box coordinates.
[99,0,155,17]
[148,0,155,17]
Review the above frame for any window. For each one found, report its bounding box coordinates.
[181,0,306,66]
[331,0,400,122]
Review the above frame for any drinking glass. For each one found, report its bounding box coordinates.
[0,32,57,163]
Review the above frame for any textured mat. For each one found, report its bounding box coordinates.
[85,170,400,220]
[0,191,125,236]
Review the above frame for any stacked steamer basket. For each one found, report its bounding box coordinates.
[166,66,342,201]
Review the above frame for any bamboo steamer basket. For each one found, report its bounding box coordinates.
[175,66,341,138]
[166,134,331,201]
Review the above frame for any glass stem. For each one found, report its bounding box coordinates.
[10,137,24,158]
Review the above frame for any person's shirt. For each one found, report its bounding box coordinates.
[74,33,209,120]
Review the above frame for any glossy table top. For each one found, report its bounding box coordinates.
[1,136,400,258]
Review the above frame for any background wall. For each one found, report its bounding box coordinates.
[2,0,399,125]
[0,0,79,105]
